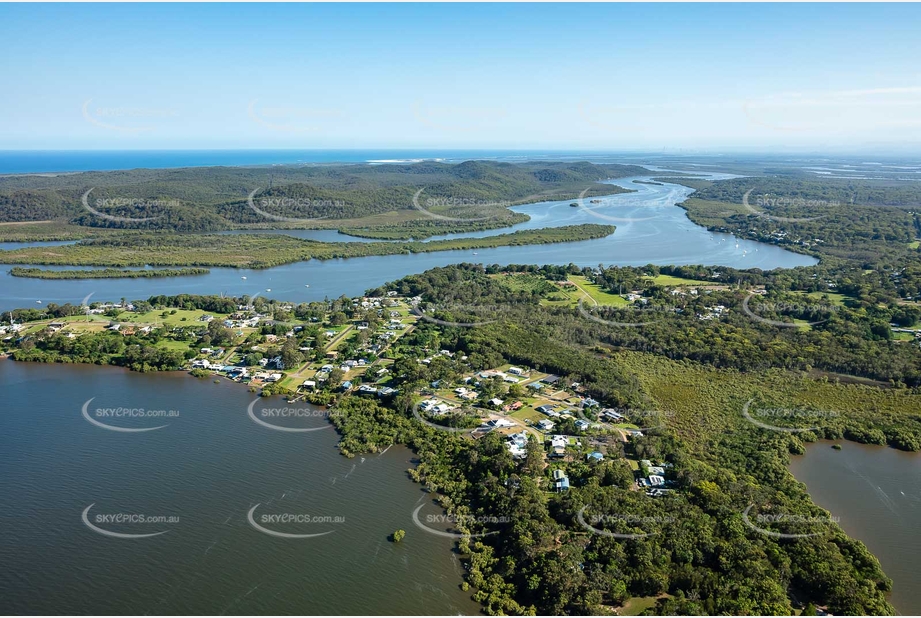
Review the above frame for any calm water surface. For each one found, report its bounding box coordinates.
[789,441,921,615]
[0,175,816,311]
[0,360,480,615]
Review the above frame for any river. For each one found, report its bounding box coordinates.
[0,360,481,615]
[789,441,921,615]
[0,175,816,312]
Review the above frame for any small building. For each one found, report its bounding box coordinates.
[537,419,555,432]
[552,469,570,492]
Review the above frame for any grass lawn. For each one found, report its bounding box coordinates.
[908,240,919,249]
[115,308,222,326]
[800,291,852,307]
[617,596,664,616]
[569,276,630,306]
[643,274,714,287]
[541,275,629,308]
[156,340,193,352]
[277,374,303,391]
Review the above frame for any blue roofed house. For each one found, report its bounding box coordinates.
[587,451,604,462]
[552,469,570,492]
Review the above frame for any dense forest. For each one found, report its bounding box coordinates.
[669,176,921,267]
[0,160,645,236]
[0,225,615,268]
[8,267,210,279]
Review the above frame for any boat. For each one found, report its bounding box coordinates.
[241,276,247,280]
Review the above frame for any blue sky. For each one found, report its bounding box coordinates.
[2,3,920,152]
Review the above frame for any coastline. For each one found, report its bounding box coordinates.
[789,440,921,614]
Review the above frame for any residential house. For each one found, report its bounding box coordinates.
[552,469,570,492]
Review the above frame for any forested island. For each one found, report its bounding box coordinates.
[0,224,615,268]
[9,267,210,279]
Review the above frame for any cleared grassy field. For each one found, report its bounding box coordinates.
[800,291,852,307]
[617,596,663,616]
[540,275,630,308]
[643,274,714,287]
[156,339,194,352]
[115,308,225,326]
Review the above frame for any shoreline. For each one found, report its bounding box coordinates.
[789,439,921,614]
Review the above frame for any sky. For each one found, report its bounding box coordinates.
[2,3,921,153]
